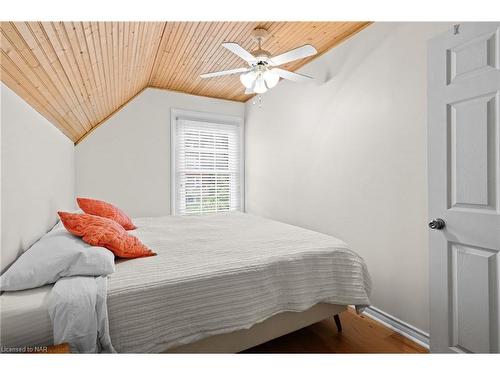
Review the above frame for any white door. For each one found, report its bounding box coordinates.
[428,22,500,353]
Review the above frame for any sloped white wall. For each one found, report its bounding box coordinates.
[245,22,453,332]
[75,88,244,217]
[1,83,76,272]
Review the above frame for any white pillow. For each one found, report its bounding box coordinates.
[0,225,115,292]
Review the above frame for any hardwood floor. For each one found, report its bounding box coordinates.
[243,308,428,353]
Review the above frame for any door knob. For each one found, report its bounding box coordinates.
[428,218,445,230]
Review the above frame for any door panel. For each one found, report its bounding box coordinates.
[428,22,500,353]
[447,28,499,84]
[450,243,498,353]
[448,92,498,212]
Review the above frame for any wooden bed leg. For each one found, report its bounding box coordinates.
[333,314,342,332]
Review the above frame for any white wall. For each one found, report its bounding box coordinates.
[245,22,453,332]
[1,83,75,272]
[76,88,244,217]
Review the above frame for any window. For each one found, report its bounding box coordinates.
[171,109,243,215]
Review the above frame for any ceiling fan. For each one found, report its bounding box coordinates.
[200,28,317,94]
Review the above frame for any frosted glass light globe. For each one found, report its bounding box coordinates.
[240,70,257,89]
[253,77,268,94]
[263,69,279,88]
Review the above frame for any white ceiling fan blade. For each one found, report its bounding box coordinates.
[222,42,257,64]
[269,44,317,66]
[200,67,249,79]
[274,68,314,83]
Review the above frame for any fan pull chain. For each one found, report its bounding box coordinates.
[252,95,263,108]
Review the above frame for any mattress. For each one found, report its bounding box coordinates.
[0,285,53,350]
[106,212,371,353]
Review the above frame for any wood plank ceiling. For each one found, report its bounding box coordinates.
[0,22,371,143]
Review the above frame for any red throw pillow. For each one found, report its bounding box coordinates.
[58,212,156,259]
[77,197,137,230]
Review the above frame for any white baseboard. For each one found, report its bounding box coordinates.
[362,306,429,349]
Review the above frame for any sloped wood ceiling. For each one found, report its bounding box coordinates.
[0,22,371,143]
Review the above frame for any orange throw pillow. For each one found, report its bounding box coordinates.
[77,197,137,230]
[58,212,156,259]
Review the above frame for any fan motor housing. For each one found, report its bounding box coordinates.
[252,50,271,64]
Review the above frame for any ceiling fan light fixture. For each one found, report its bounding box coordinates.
[201,30,317,95]
[253,76,268,94]
[240,70,257,89]
[263,69,279,89]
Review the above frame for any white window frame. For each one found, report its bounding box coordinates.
[170,108,244,215]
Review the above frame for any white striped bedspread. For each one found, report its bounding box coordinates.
[107,212,372,353]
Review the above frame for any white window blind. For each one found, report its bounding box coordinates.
[173,118,242,215]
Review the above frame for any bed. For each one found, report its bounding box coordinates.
[1,212,371,353]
